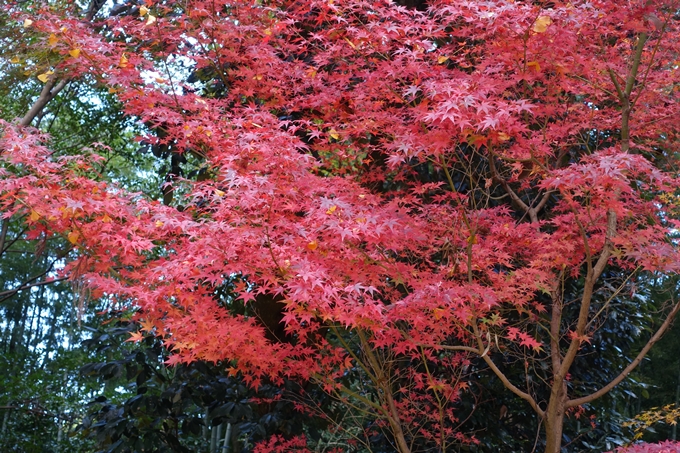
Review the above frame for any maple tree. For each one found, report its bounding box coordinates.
[2,0,680,451]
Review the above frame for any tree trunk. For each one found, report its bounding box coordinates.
[544,380,567,453]
[1,409,9,438]
[210,422,218,453]
[221,423,231,453]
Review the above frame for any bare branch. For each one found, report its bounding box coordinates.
[567,299,680,408]
[470,324,544,417]
[85,0,107,21]
[533,190,552,214]
[0,220,7,258]
[20,78,68,127]
[0,277,68,302]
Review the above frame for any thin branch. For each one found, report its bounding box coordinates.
[0,220,8,258]
[567,299,680,408]
[530,416,544,453]
[608,69,625,102]
[470,323,544,417]
[0,277,68,302]
[585,266,641,331]
[488,154,531,213]
[429,344,480,354]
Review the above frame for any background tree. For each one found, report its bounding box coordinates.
[0,2,160,450]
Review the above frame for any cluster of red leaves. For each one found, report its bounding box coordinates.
[610,441,680,453]
[1,0,679,409]
[253,435,312,453]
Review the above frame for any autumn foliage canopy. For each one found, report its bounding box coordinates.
[2,0,680,451]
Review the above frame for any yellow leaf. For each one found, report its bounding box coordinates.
[10,56,20,64]
[527,61,541,72]
[497,132,511,142]
[307,240,318,251]
[306,67,317,78]
[119,53,129,68]
[69,48,81,58]
[23,19,33,28]
[326,205,337,214]
[48,33,58,46]
[30,210,41,222]
[253,74,263,80]
[263,28,272,36]
[437,55,449,64]
[532,16,552,33]
[67,231,80,244]
[145,14,156,26]
[139,5,149,16]
[37,71,53,83]
[155,220,164,228]
[329,129,340,140]
[101,213,112,223]
[214,189,225,197]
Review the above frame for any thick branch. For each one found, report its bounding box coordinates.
[550,295,563,375]
[567,299,680,408]
[533,190,552,214]
[620,32,648,153]
[85,0,107,21]
[20,78,68,127]
[592,209,617,281]
[560,209,616,378]
[624,33,648,98]
[0,227,27,257]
